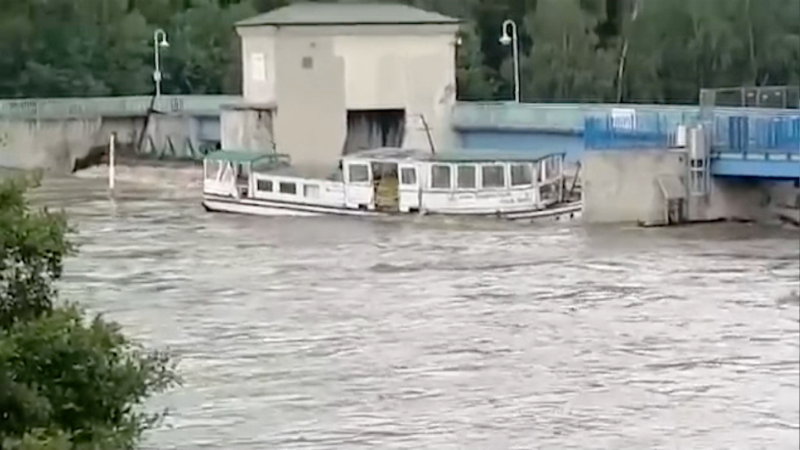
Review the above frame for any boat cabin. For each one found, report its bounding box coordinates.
[203,151,291,199]
[203,148,567,216]
[340,148,566,214]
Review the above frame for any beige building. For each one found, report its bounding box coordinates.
[221,2,460,176]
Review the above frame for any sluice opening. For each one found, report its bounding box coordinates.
[342,109,405,155]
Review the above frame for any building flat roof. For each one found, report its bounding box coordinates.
[236,3,460,27]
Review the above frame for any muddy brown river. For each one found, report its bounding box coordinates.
[23,168,800,449]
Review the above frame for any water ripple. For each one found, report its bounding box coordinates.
[30,174,800,450]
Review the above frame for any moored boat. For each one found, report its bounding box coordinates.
[201,148,581,222]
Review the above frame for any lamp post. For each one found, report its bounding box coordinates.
[153,29,169,98]
[499,19,520,103]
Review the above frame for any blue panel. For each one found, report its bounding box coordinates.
[713,114,800,154]
[584,113,682,150]
[458,131,584,162]
[711,158,799,180]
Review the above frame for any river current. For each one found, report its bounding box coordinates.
[23,167,800,449]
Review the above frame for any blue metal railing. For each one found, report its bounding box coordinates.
[712,115,799,154]
[584,112,694,150]
[584,111,799,156]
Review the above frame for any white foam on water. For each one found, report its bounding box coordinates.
[75,164,204,191]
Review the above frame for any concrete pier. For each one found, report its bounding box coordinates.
[582,149,687,225]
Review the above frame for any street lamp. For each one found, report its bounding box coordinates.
[499,19,520,103]
[153,29,169,98]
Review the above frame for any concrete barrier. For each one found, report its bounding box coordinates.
[582,149,687,225]
[0,115,216,173]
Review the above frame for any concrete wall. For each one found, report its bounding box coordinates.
[273,30,347,176]
[238,23,458,171]
[220,108,275,152]
[0,115,209,172]
[582,148,799,225]
[241,32,277,105]
[698,178,798,222]
[582,149,687,224]
[0,118,103,170]
[458,130,584,163]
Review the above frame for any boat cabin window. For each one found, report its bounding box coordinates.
[481,165,505,188]
[279,181,297,195]
[457,165,477,189]
[543,156,560,180]
[205,160,220,180]
[430,164,452,189]
[348,164,370,183]
[400,167,417,185]
[303,184,320,198]
[256,179,273,192]
[510,163,533,186]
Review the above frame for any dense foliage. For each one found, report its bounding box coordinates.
[0,0,797,103]
[0,176,178,450]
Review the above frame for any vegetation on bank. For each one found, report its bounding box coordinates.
[0,176,179,450]
[0,0,797,104]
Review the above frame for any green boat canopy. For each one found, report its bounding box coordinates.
[204,150,289,164]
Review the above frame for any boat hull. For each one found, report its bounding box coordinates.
[203,194,582,223]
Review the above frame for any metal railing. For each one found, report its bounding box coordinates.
[712,115,800,154]
[583,111,694,150]
[584,110,799,156]
[700,86,800,109]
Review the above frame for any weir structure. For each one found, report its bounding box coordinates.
[579,87,798,225]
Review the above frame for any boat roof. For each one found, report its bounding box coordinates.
[345,147,565,163]
[204,150,289,163]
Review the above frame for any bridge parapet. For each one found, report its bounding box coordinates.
[583,110,693,150]
[0,95,241,120]
[712,114,799,155]
[582,109,799,156]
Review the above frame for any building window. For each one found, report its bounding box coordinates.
[431,164,451,189]
[400,167,416,185]
[256,179,273,192]
[482,165,505,188]
[348,164,369,183]
[279,182,297,195]
[457,165,476,189]
[302,56,313,69]
[510,164,533,186]
[304,184,320,198]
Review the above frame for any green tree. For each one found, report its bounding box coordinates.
[0,0,797,102]
[163,0,257,95]
[456,22,495,100]
[519,0,616,102]
[0,176,178,450]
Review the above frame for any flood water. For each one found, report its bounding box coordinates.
[24,168,800,450]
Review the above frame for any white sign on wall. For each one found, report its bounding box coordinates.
[250,53,266,82]
[611,108,637,131]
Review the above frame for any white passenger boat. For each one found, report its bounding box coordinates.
[201,148,581,222]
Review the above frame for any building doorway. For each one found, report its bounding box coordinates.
[342,109,405,155]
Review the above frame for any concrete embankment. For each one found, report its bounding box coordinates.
[581,148,799,227]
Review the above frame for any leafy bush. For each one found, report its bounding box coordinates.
[0,176,179,450]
